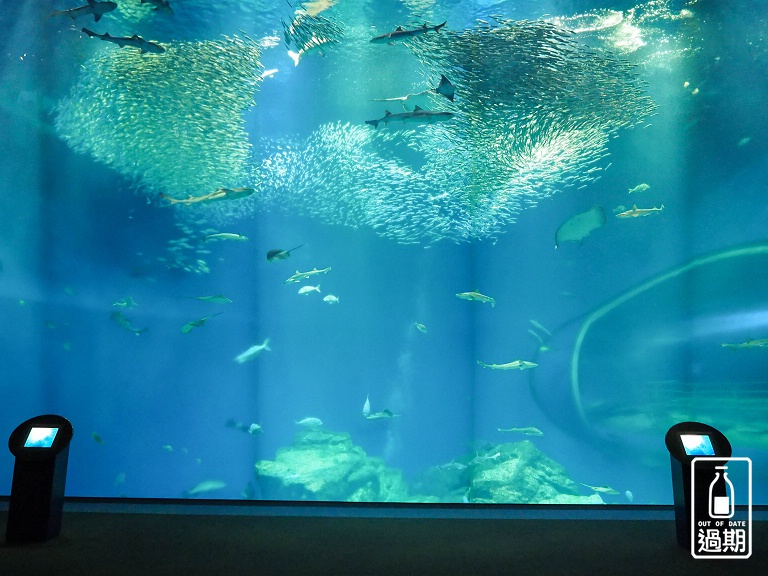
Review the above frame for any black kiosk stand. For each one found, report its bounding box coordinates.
[665,421,731,549]
[5,414,74,544]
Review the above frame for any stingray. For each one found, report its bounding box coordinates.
[266,244,304,262]
[555,206,606,248]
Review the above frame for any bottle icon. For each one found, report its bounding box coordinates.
[709,465,735,518]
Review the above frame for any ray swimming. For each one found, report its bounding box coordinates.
[267,244,304,262]
[373,75,455,104]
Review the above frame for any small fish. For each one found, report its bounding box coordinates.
[295,417,323,428]
[615,204,664,218]
[627,183,651,194]
[362,395,371,417]
[366,106,454,129]
[51,0,117,22]
[283,267,331,284]
[364,409,398,420]
[323,294,340,304]
[613,205,626,214]
[414,322,428,333]
[162,445,173,452]
[114,472,126,486]
[456,290,495,307]
[477,359,538,370]
[181,312,222,334]
[248,423,263,434]
[370,21,447,43]
[91,432,105,445]
[110,311,147,335]
[204,232,248,242]
[497,426,544,436]
[722,337,768,349]
[183,480,227,498]
[581,483,620,495]
[113,296,137,309]
[234,338,272,363]
[225,419,262,434]
[267,244,304,262]
[191,295,232,304]
[82,28,164,53]
[298,285,321,295]
[625,490,634,502]
[161,187,255,206]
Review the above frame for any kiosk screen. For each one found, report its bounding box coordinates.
[24,427,59,448]
[680,433,715,456]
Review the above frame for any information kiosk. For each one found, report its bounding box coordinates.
[665,421,731,549]
[6,415,74,544]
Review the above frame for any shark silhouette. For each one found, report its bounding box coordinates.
[51,0,116,22]
[365,106,453,129]
[370,21,446,43]
[82,28,165,53]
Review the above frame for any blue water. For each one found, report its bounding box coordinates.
[0,0,766,505]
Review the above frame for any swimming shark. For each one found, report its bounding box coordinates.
[365,106,453,129]
[370,21,447,43]
[51,0,116,22]
[161,187,255,206]
[615,204,664,218]
[82,28,165,53]
[497,426,544,436]
[283,267,331,284]
[581,483,620,495]
[722,337,768,349]
[455,290,495,307]
[477,359,538,370]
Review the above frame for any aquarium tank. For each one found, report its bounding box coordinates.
[0,0,766,506]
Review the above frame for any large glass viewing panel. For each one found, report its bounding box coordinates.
[0,0,766,505]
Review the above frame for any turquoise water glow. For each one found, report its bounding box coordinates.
[0,0,766,504]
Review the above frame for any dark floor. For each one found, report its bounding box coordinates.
[0,502,765,576]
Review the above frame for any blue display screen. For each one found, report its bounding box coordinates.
[24,427,59,448]
[681,434,716,456]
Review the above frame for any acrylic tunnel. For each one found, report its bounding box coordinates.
[529,243,768,459]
